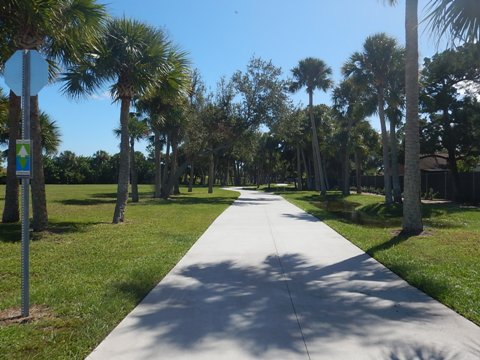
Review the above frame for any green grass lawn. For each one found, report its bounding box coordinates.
[0,184,239,359]
[279,190,480,327]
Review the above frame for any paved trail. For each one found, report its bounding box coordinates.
[88,188,480,359]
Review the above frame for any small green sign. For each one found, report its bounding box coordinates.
[16,140,31,176]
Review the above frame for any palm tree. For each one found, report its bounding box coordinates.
[290,57,332,195]
[425,0,480,44]
[351,120,382,193]
[343,33,403,205]
[63,18,173,223]
[385,47,405,203]
[385,0,423,233]
[0,103,60,224]
[387,0,480,233]
[332,79,376,196]
[0,0,106,230]
[114,113,149,202]
[136,50,190,198]
[185,69,206,193]
[385,85,405,203]
[38,112,61,155]
[0,89,20,223]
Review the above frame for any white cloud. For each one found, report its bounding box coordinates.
[88,91,111,101]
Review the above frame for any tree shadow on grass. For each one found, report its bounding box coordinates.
[107,253,475,359]
[91,192,117,199]
[0,223,20,243]
[0,220,103,243]
[57,198,115,206]
[366,233,413,256]
[44,220,105,235]
[142,196,236,207]
[112,276,155,304]
[364,233,456,308]
[293,194,466,230]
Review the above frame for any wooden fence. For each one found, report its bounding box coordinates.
[352,171,480,203]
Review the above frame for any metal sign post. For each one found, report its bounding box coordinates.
[20,50,31,317]
[4,49,48,318]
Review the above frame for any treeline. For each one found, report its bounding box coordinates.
[42,151,149,185]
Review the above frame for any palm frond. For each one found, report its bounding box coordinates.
[425,0,480,45]
[39,111,61,155]
[61,62,105,99]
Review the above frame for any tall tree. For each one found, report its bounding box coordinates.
[385,0,422,233]
[272,107,308,191]
[343,33,403,205]
[114,113,149,202]
[1,90,20,223]
[0,0,106,230]
[332,79,375,195]
[63,18,173,223]
[185,69,206,192]
[385,48,406,203]
[289,57,332,195]
[387,0,480,232]
[136,49,190,198]
[420,44,480,201]
[403,0,423,232]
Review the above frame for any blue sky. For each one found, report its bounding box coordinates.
[1,0,442,156]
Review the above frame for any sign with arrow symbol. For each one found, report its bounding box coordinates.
[16,140,31,177]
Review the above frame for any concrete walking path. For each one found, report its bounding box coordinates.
[88,188,480,359]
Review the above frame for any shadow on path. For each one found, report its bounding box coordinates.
[111,252,467,358]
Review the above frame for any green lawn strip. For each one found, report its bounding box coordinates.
[279,190,480,327]
[0,184,239,359]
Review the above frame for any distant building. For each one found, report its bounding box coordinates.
[419,153,448,172]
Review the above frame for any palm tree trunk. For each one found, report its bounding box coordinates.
[171,136,179,196]
[309,91,327,195]
[342,144,350,196]
[402,0,423,233]
[112,98,130,223]
[311,142,320,191]
[130,137,139,202]
[296,144,303,191]
[390,120,402,203]
[208,152,214,194]
[378,90,393,204]
[322,154,329,190]
[188,162,194,192]
[447,148,461,202]
[154,131,162,198]
[2,91,21,223]
[234,161,239,186]
[308,91,320,191]
[225,158,230,186]
[301,149,312,190]
[342,119,354,196]
[355,148,362,194]
[161,136,170,197]
[30,96,48,231]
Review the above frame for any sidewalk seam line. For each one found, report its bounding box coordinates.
[265,206,311,360]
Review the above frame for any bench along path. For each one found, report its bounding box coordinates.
[88,188,480,360]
